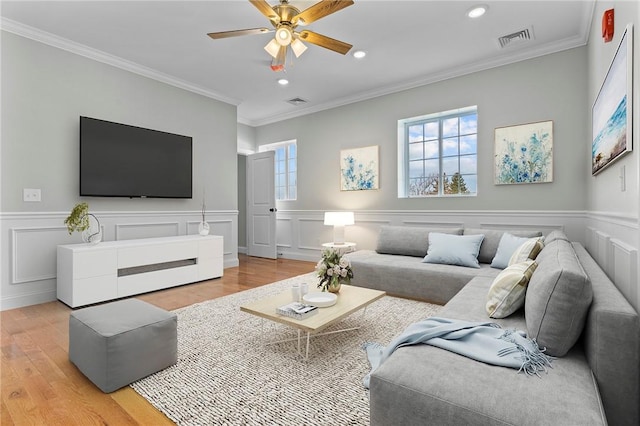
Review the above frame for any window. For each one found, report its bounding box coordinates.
[259,140,297,200]
[398,106,477,197]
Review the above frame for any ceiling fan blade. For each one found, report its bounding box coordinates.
[249,0,280,23]
[298,30,352,55]
[207,28,273,39]
[270,45,287,72]
[293,0,354,25]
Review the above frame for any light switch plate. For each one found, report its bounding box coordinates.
[23,188,41,202]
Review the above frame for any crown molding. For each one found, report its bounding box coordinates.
[1,18,241,107]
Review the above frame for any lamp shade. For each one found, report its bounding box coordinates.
[264,38,281,58]
[324,211,354,226]
[291,38,308,57]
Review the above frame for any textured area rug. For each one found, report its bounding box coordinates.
[131,273,441,425]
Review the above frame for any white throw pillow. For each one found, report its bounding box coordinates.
[486,260,538,318]
[508,237,544,266]
[422,232,485,269]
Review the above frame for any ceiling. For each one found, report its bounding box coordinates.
[1,1,594,126]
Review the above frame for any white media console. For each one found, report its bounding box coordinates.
[57,235,223,308]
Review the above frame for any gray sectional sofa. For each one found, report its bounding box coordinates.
[344,226,640,426]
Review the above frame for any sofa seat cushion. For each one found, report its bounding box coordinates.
[369,274,606,426]
[344,250,497,304]
[369,343,606,426]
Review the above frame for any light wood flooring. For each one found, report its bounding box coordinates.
[1,254,316,426]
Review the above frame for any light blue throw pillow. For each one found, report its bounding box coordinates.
[422,232,485,268]
[490,233,532,269]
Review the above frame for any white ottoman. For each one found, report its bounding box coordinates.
[69,298,177,393]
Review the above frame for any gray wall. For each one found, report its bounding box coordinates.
[1,31,238,214]
[237,154,247,250]
[586,1,639,217]
[255,47,588,212]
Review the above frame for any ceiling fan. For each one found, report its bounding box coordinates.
[207,0,354,72]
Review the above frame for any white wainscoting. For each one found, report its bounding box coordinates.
[275,210,586,261]
[0,210,238,311]
[586,212,639,311]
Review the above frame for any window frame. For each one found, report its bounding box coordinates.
[397,106,478,198]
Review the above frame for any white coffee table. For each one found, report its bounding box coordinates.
[240,284,385,359]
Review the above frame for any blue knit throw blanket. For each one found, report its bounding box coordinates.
[363,317,553,388]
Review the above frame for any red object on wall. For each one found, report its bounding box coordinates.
[602,9,614,42]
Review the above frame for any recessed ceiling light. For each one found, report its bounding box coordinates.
[353,50,366,59]
[278,78,289,86]
[467,5,488,18]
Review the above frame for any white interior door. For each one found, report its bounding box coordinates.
[246,151,277,259]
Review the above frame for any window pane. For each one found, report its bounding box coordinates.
[424,141,439,159]
[408,160,424,179]
[442,157,459,176]
[408,124,424,142]
[288,158,296,172]
[424,121,439,140]
[460,154,477,174]
[288,144,296,159]
[442,137,459,156]
[462,174,477,194]
[409,177,438,196]
[288,186,297,200]
[276,187,285,200]
[275,147,285,161]
[289,172,296,187]
[460,114,477,135]
[460,135,477,155]
[424,159,439,176]
[408,143,423,161]
[442,117,459,138]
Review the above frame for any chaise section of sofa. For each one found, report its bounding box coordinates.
[366,232,639,425]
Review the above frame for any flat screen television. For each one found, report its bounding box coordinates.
[80,116,192,198]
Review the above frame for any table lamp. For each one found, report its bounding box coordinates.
[324,211,354,245]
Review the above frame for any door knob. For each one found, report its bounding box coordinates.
[269,208,277,212]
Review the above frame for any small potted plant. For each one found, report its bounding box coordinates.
[64,202,102,244]
[315,248,354,293]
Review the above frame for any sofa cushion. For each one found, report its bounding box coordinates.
[508,237,544,265]
[464,228,543,264]
[543,229,571,244]
[490,233,532,269]
[376,226,463,257]
[525,240,593,357]
[423,233,484,269]
[486,260,537,318]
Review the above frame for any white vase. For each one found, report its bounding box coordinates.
[198,221,210,236]
[82,214,102,244]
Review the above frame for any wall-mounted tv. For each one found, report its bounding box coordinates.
[80,116,192,198]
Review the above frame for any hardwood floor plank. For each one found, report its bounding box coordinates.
[0,255,315,425]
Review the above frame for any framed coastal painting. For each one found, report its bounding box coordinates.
[340,145,379,191]
[592,24,633,176]
[494,120,553,185]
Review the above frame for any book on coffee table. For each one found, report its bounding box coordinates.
[276,302,318,320]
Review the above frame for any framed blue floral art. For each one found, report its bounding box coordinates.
[340,145,379,191]
[494,120,553,185]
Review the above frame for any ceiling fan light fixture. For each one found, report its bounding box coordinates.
[291,38,308,58]
[275,26,293,46]
[264,38,281,58]
[278,78,289,85]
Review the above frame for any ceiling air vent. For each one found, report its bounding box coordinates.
[287,97,307,106]
[498,27,534,49]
